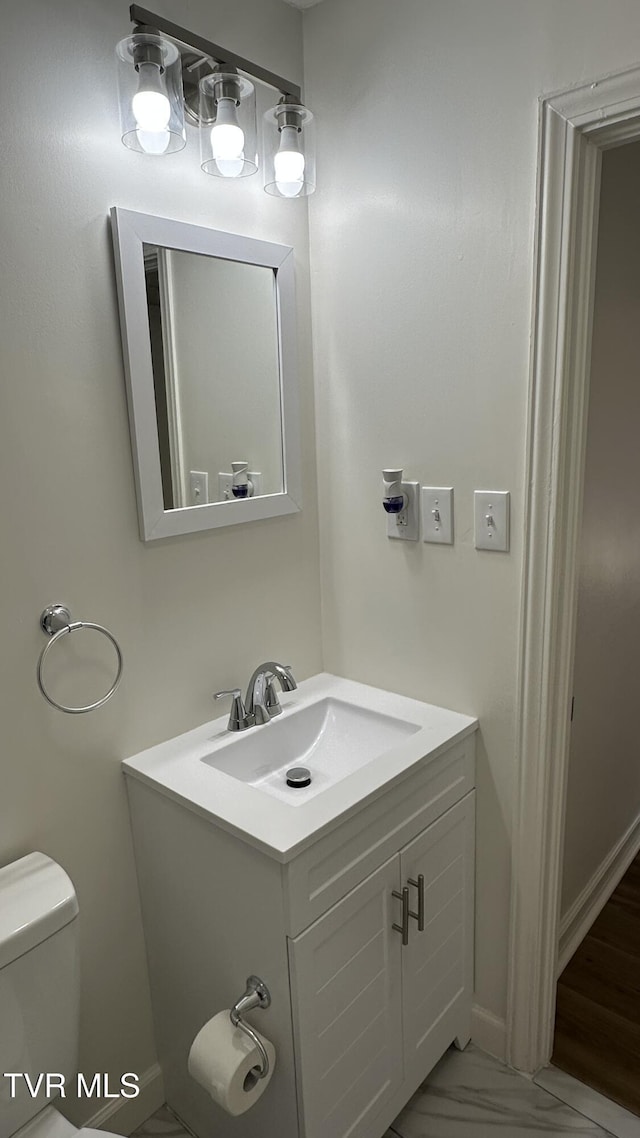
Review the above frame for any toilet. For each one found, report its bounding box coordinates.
[0,853,123,1138]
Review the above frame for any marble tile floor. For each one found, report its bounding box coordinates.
[534,1067,640,1138]
[131,1105,193,1138]
[387,1045,634,1138]
[131,1044,639,1138]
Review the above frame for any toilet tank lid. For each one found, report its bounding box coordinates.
[0,852,79,969]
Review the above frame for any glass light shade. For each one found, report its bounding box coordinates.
[116,32,186,156]
[199,72,257,179]
[263,103,315,198]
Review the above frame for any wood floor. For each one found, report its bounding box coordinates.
[553,853,640,1116]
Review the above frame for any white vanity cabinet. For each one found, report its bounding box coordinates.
[291,856,404,1138]
[123,681,476,1138]
[289,795,475,1138]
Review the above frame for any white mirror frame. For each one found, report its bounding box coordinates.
[110,207,301,541]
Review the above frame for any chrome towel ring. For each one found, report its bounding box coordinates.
[37,604,123,714]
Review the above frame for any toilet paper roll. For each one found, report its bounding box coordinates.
[188,1010,276,1116]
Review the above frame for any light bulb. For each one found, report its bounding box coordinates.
[136,129,170,155]
[211,97,244,161]
[274,125,305,196]
[275,174,304,198]
[132,61,170,132]
[215,155,245,178]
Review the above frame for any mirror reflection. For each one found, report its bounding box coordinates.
[143,245,284,510]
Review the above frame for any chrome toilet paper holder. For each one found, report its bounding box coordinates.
[230,976,272,1079]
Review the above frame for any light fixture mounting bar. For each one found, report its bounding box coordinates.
[129,5,302,101]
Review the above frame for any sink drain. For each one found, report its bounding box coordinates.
[286,766,312,788]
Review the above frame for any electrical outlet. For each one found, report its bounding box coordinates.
[218,471,263,501]
[189,470,209,506]
[387,482,420,541]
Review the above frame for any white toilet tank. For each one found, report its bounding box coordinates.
[0,853,80,1138]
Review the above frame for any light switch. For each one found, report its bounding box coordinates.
[474,490,510,551]
[218,472,233,501]
[422,487,453,544]
[190,470,209,506]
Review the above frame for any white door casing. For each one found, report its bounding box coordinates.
[509,63,640,1073]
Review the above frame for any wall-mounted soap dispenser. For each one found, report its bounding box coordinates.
[382,469,419,540]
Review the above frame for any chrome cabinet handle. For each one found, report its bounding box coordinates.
[392,886,410,946]
[408,874,425,931]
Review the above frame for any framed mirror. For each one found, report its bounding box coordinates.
[110,208,301,540]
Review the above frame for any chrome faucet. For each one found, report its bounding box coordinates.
[214,662,297,731]
[246,662,297,723]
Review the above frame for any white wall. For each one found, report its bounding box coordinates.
[303,0,640,1031]
[561,141,640,917]
[0,0,321,1122]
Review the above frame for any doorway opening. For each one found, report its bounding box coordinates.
[507,64,640,1083]
[549,141,640,1114]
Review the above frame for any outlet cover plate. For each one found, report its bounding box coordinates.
[474,490,510,551]
[422,487,454,544]
[387,481,420,541]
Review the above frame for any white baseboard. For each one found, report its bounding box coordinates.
[82,1064,164,1136]
[471,1004,506,1061]
[558,810,640,976]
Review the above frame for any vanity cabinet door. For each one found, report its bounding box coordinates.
[288,855,404,1138]
[399,793,475,1088]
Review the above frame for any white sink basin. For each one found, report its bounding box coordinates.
[202,697,420,804]
[123,673,477,860]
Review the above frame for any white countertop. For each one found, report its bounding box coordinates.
[123,673,477,862]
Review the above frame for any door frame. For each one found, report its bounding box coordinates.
[507,63,640,1073]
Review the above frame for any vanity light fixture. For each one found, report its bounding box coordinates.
[116,5,316,195]
[198,70,257,179]
[263,98,316,198]
[115,28,186,155]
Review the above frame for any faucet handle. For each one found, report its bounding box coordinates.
[213,688,250,732]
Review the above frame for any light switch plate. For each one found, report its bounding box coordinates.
[189,470,209,506]
[474,490,510,551]
[422,487,454,544]
[218,472,233,501]
[387,481,420,541]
